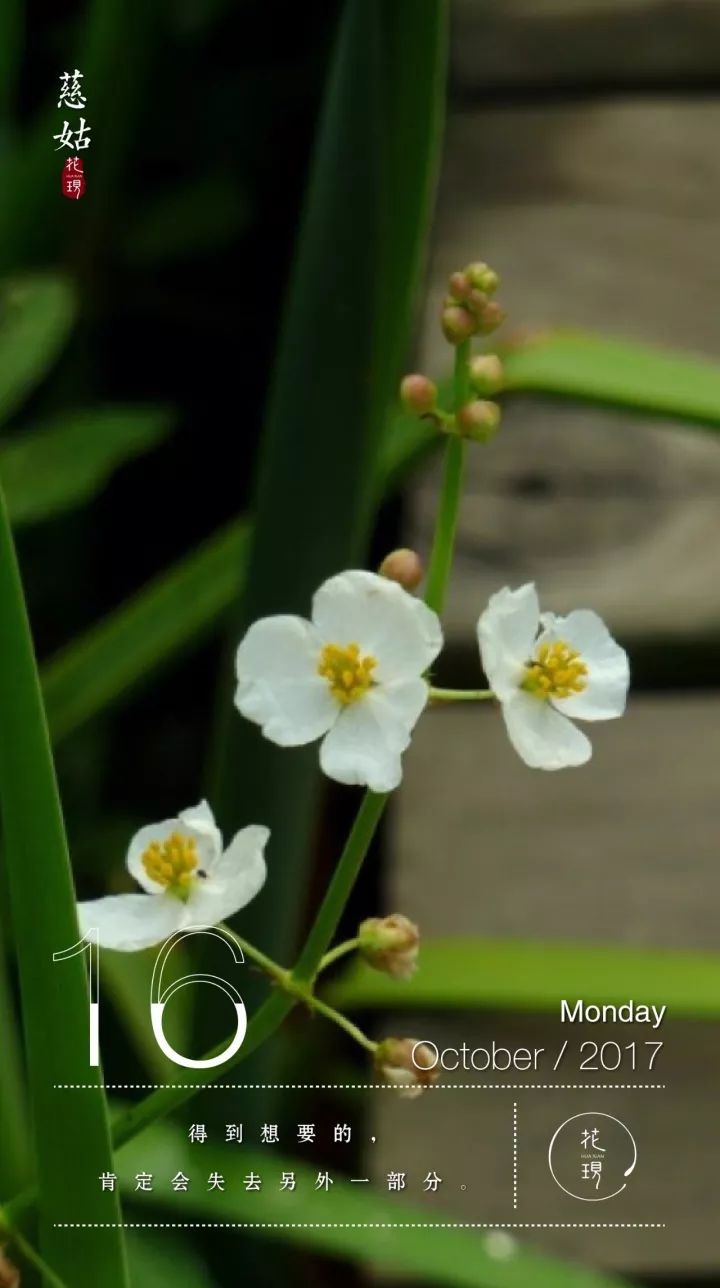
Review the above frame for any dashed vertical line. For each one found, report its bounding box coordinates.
[513,1101,518,1209]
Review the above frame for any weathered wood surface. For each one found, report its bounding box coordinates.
[373,697,720,1271]
[410,99,720,644]
[452,0,720,88]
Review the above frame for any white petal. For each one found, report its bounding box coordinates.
[318,683,424,792]
[235,615,338,745]
[501,691,592,770]
[539,610,630,722]
[179,799,223,859]
[312,570,442,682]
[477,584,539,701]
[78,893,183,951]
[188,825,268,923]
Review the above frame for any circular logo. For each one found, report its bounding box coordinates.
[548,1112,637,1201]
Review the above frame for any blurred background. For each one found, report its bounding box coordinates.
[3,0,720,1285]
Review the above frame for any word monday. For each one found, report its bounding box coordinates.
[561,999,666,1030]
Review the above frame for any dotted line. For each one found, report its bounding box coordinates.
[512,1101,518,1210]
[52,1083,666,1091]
[53,1222,667,1230]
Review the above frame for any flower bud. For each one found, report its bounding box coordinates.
[374,1037,439,1098]
[469,353,504,395]
[475,299,506,334]
[400,373,437,416]
[447,270,472,301]
[378,550,424,594]
[441,304,476,344]
[456,399,501,443]
[359,913,420,979]
[465,261,500,295]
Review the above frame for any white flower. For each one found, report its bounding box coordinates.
[477,583,629,770]
[234,569,443,793]
[77,800,268,951]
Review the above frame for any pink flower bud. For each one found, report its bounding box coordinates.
[359,913,420,979]
[378,549,424,593]
[456,399,501,443]
[400,373,437,415]
[447,270,472,301]
[475,299,506,334]
[469,354,504,395]
[441,304,477,344]
[375,1037,439,1098]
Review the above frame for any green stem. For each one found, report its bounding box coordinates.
[219,925,288,984]
[429,687,494,703]
[317,937,361,974]
[308,994,377,1054]
[0,1211,70,1288]
[423,338,470,615]
[292,789,387,983]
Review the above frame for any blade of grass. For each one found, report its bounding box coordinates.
[0,475,128,1284]
[327,937,720,1017]
[117,1123,635,1288]
[503,329,720,427]
[1,406,173,525]
[0,918,29,1196]
[0,276,75,425]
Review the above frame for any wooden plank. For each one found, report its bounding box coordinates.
[372,695,720,1269]
[412,101,720,643]
[452,0,720,88]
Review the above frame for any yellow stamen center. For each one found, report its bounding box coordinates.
[522,638,588,700]
[318,641,377,705]
[141,832,199,898]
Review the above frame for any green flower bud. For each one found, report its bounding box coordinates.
[456,399,501,443]
[466,261,500,295]
[469,354,504,395]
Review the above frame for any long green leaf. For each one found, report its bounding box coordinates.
[0,477,128,1283]
[0,276,75,425]
[117,1124,633,1288]
[209,0,448,1037]
[2,406,173,525]
[42,521,248,743]
[0,919,29,1195]
[328,938,720,1016]
[503,330,720,426]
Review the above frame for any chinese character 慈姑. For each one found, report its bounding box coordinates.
[58,69,86,110]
